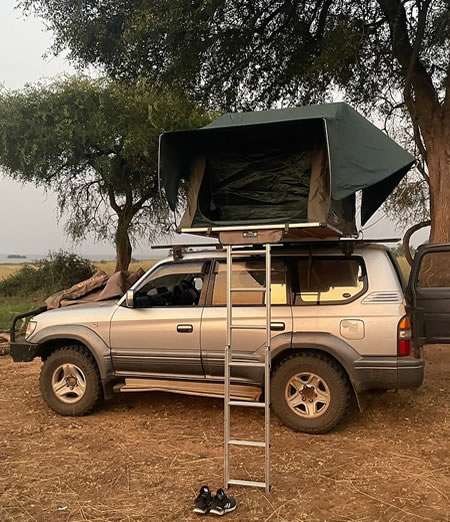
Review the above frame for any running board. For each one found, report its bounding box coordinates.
[116,378,261,401]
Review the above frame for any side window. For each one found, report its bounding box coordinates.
[294,257,366,305]
[417,251,450,288]
[212,259,288,305]
[134,261,208,308]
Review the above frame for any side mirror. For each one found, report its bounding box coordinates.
[125,289,135,308]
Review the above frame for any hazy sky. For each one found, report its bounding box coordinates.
[0,0,428,257]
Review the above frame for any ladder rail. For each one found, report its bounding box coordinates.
[264,244,271,493]
[224,245,232,489]
[224,243,272,495]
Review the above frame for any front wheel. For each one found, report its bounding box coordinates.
[40,345,102,416]
[271,353,351,434]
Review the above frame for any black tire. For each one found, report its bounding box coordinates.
[40,345,102,416]
[271,352,351,434]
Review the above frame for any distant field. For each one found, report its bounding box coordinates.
[0,259,157,281]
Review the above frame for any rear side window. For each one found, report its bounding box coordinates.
[293,257,366,305]
[212,259,288,305]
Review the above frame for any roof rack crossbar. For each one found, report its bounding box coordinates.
[151,242,220,250]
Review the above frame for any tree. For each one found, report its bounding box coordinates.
[0,76,210,271]
[21,1,450,242]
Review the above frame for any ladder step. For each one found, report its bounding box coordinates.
[231,250,266,255]
[231,287,267,292]
[228,439,265,448]
[228,479,266,489]
[231,324,266,330]
[229,400,265,408]
[229,361,265,368]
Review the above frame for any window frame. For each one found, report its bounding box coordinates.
[206,257,292,307]
[131,259,213,309]
[290,255,368,306]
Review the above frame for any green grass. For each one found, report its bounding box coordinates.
[0,296,45,331]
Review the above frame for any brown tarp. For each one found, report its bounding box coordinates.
[45,268,145,309]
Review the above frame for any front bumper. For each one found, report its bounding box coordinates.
[352,356,425,392]
[10,340,40,362]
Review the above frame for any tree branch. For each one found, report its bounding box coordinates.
[315,0,333,40]
[107,185,121,214]
[377,0,439,129]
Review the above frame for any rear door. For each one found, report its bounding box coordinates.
[408,244,450,347]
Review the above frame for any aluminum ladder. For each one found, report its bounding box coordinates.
[224,243,272,494]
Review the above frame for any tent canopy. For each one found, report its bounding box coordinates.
[159,102,414,227]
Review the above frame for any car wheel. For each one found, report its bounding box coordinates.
[271,353,351,434]
[40,345,102,416]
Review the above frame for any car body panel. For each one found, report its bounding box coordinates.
[201,306,293,382]
[110,305,204,376]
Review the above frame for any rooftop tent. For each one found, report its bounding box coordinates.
[159,103,414,239]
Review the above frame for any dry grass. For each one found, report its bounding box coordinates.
[0,264,23,281]
[94,259,157,275]
[1,347,450,521]
[397,255,411,279]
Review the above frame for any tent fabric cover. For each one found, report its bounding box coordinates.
[159,102,414,228]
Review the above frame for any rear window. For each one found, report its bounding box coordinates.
[293,257,366,305]
[212,259,288,305]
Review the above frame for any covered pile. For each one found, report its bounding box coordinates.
[45,269,144,309]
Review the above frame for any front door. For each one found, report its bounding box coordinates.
[408,244,450,347]
[201,257,293,381]
[110,260,210,377]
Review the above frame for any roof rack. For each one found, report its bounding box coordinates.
[151,237,400,260]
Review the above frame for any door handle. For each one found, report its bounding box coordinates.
[177,324,193,333]
[270,321,285,331]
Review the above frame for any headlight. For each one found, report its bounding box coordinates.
[25,320,37,340]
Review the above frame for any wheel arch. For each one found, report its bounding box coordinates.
[271,335,362,410]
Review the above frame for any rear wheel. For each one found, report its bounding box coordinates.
[271,353,351,434]
[40,345,101,416]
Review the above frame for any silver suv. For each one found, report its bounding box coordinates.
[12,239,447,434]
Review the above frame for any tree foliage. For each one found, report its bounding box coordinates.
[21,0,450,241]
[20,1,449,110]
[0,76,210,269]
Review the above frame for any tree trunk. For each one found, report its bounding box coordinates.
[424,114,450,244]
[115,214,133,272]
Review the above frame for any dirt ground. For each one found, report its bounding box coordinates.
[1,349,450,522]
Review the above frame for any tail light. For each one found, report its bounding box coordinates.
[398,316,411,356]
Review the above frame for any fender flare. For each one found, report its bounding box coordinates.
[33,325,114,384]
